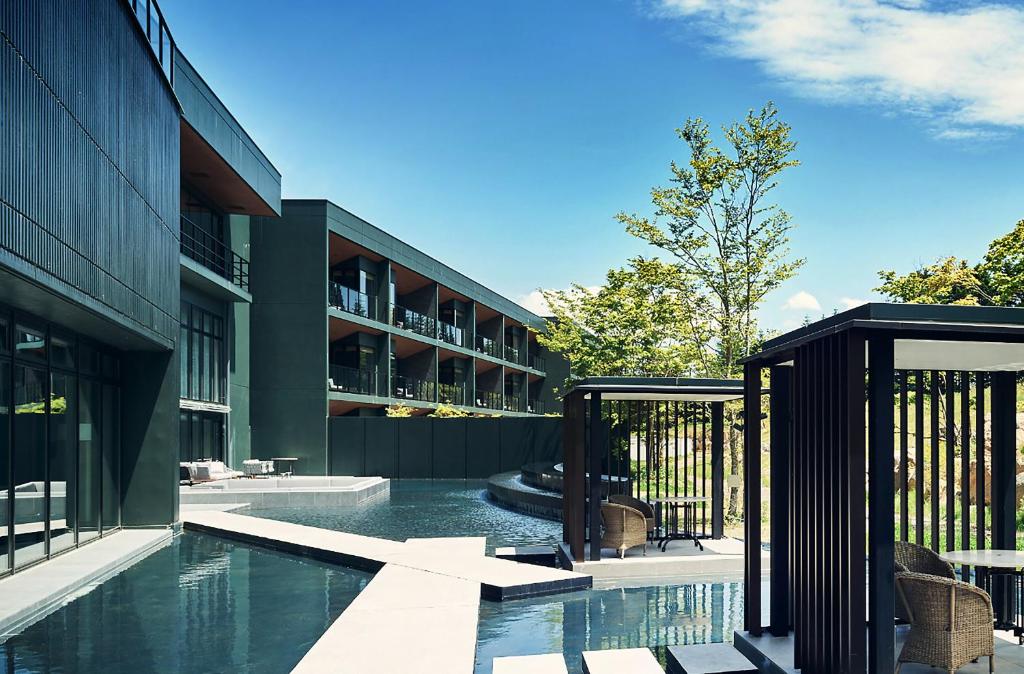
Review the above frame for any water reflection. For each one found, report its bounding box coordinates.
[0,533,371,673]
[475,581,744,673]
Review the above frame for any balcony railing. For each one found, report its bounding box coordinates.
[328,365,377,396]
[475,335,501,359]
[130,0,175,85]
[438,321,465,348]
[329,282,377,320]
[504,396,524,413]
[392,305,436,339]
[181,215,249,291]
[392,375,435,403]
[438,382,466,406]
[476,390,502,411]
[504,345,520,364]
[529,354,546,371]
[527,399,545,414]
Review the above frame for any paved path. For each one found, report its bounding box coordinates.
[0,529,172,638]
[181,510,591,600]
[493,653,569,673]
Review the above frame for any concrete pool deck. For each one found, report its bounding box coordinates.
[0,528,173,640]
[565,536,768,582]
[180,475,389,507]
[180,510,592,600]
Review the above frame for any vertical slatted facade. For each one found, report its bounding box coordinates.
[0,0,180,346]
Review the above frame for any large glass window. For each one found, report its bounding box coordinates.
[101,385,120,532]
[48,372,77,555]
[179,410,225,463]
[0,361,9,574]
[13,365,46,568]
[78,379,101,545]
[180,302,226,404]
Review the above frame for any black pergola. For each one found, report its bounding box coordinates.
[561,377,744,563]
[742,303,1024,673]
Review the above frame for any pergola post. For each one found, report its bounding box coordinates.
[991,371,1017,623]
[588,392,603,561]
[867,336,895,674]
[743,362,762,635]
[711,402,725,540]
[562,390,586,562]
[769,365,792,636]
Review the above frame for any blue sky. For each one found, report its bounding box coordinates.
[163,0,1024,332]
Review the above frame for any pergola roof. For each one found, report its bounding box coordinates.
[746,302,1024,370]
[563,376,744,401]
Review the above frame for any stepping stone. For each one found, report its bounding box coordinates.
[666,644,756,674]
[494,545,557,566]
[582,648,663,674]
[493,653,568,673]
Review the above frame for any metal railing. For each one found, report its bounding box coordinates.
[530,354,546,371]
[527,399,545,414]
[504,345,520,364]
[475,335,501,359]
[328,365,377,396]
[329,282,377,320]
[392,375,435,402]
[130,0,175,85]
[180,215,249,291]
[437,321,464,347]
[391,305,436,339]
[475,390,502,411]
[504,396,524,413]
[438,383,466,406]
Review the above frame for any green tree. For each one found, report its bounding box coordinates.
[978,220,1024,306]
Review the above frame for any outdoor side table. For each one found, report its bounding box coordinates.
[651,496,708,551]
[940,549,1024,644]
[271,457,298,478]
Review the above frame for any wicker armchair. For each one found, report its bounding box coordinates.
[895,571,994,674]
[894,541,957,622]
[608,494,655,538]
[600,502,648,558]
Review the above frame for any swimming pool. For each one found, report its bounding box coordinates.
[0,533,372,673]
[238,480,562,553]
[475,581,744,673]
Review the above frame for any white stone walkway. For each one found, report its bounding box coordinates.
[181,510,591,600]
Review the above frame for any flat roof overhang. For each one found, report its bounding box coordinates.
[563,376,745,402]
[744,302,1024,370]
[180,121,278,217]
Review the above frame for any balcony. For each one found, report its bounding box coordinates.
[438,382,466,406]
[392,375,435,403]
[475,390,502,411]
[529,354,546,371]
[438,321,465,348]
[527,399,545,414]
[504,396,524,413]
[329,282,377,321]
[392,305,436,339]
[475,335,501,359]
[181,215,249,291]
[504,345,520,364]
[328,365,377,396]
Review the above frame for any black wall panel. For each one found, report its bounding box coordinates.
[466,419,502,479]
[0,0,180,346]
[432,420,467,479]
[363,418,397,478]
[397,417,432,479]
[498,418,532,472]
[329,417,365,476]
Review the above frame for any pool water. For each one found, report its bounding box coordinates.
[238,480,562,553]
[0,533,372,673]
[475,581,744,673]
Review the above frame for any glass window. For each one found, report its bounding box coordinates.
[14,324,45,363]
[180,302,227,404]
[13,365,46,568]
[50,333,75,371]
[48,372,77,555]
[79,343,99,376]
[0,316,9,353]
[0,361,10,574]
[78,380,101,544]
[101,385,119,533]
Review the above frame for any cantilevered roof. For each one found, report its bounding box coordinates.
[563,377,745,401]
[747,302,1024,370]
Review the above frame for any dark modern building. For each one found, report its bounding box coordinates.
[0,0,279,575]
[249,199,565,473]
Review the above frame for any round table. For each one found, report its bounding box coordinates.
[940,549,1024,643]
[651,496,708,551]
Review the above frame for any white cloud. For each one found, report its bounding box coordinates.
[839,296,868,309]
[516,290,554,316]
[654,0,1024,137]
[783,290,821,311]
